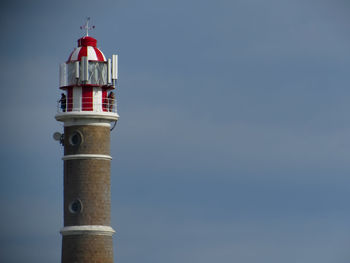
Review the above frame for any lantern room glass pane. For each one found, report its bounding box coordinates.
[88,62,107,85]
[65,61,108,86]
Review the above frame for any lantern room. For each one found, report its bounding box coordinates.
[57,35,118,115]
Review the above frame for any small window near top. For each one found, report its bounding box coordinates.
[69,199,83,214]
[69,131,83,146]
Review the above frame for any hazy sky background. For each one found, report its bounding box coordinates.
[1,0,350,262]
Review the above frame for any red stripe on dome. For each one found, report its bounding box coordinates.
[78,36,97,47]
[94,47,105,61]
[77,46,88,61]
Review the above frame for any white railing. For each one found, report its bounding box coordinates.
[57,97,117,113]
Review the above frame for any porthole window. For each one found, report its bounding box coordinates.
[69,131,82,146]
[69,199,83,214]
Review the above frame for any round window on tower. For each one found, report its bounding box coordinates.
[69,131,83,146]
[69,199,83,214]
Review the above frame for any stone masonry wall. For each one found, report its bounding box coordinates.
[62,235,113,263]
[64,125,110,155]
[64,159,111,226]
[62,124,113,262]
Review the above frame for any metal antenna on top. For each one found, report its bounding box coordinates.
[80,17,95,36]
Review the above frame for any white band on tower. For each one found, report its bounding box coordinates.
[64,120,111,127]
[60,225,115,236]
[62,154,112,160]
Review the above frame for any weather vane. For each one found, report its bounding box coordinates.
[80,17,95,36]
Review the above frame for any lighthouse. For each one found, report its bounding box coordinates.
[54,20,119,263]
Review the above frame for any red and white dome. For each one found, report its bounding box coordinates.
[67,36,106,62]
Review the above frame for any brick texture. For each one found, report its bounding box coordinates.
[62,235,113,263]
[64,159,111,226]
[62,124,114,262]
[64,126,110,155]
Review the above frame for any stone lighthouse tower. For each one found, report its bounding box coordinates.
[55,20,119,263]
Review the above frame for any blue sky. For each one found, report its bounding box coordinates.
[1,0,350,262]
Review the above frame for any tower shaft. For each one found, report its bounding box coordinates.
[61,124,114,263]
